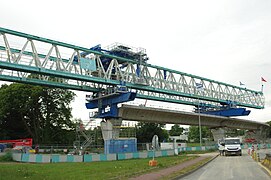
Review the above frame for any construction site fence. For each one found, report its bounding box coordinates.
[11,145,218,163]
[12,149,175,163]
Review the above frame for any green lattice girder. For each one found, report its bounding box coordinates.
[0,45,261,97]
[0,27,260,95]
[0,27,264,109]
[0,61,263,109]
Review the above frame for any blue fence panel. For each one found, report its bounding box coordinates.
[133,152,139,159]
[100,154,107,161]
[67,155,74,162]
[84,154,92,162]
[161,150,168,156]
[51,155,60,163]
[117,153,126,160]
[35,154,43,163]
[147,151,155,158]
[21,154,29,162]
[104,139,137,154]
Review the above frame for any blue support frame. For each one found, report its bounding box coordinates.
[86,90,136,118]
[201,108,250,117]
[195,101,251,117]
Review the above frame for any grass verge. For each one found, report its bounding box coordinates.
[180,149,216,155]
[0,155,198,180]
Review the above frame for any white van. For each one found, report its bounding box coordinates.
[223,137,242,156]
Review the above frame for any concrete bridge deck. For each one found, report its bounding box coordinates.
[118,104,268,130]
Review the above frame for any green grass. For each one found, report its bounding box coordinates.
[0,155,198,180]
[186,143,201,147]
[180,149,216,155]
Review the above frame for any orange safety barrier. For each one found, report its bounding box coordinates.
[149,160,158,166]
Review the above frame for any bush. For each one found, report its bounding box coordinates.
[0,151,13,162]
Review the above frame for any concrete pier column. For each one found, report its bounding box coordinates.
[211,128,225,142]
[100,119,122,140]
[109,119,122,139]
[100,120,113,140]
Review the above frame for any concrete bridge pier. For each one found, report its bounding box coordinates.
[100,119,122,140]
[211,128,226,142]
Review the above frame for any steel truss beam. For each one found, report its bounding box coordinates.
[0,27,264,109]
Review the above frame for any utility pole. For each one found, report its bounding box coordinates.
[196,82,203,147]
[198,96,202,147]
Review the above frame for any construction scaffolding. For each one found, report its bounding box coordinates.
[74,119,99,154]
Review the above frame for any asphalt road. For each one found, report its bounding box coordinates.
[180,150,270,180]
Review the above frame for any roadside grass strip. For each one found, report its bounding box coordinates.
[0,155,198,180]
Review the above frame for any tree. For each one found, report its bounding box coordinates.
[136,122,168,143]
[188,126,212,143]
[0,83,76,144]
[169,124,184,136]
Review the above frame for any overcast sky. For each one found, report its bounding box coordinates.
[0,0,270,123]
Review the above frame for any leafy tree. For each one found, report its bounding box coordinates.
[136,122,168,143]
[169,124,184,136]
[0,83,76,144]
[188,126,212,143]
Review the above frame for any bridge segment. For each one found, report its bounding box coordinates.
[118,104,268,130]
